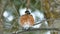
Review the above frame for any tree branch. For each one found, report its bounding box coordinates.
[26,0,30,10]
[12,28,60,34]
[12,18,60,34]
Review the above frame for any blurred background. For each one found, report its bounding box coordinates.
[0,0,60,34]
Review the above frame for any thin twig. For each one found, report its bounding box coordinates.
[34,18,60,26]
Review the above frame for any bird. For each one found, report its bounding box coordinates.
[20,10,34,30]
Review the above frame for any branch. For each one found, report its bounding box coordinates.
[12,18,60,34]
[26,0,30,10]
[13,28,60,34]
[33,18,60,26]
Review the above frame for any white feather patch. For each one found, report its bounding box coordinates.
[23,21,30,29]
[19,8,31,16]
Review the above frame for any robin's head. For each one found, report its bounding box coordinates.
[25,10,30,14]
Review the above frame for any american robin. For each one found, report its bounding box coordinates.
[20,10,34,30]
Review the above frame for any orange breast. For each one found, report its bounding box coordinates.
[20,14,34,27]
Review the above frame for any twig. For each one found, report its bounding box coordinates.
[33,18,60,26]
[26,0,30,10]
[15,28,60,34]
[12,18,60,34]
